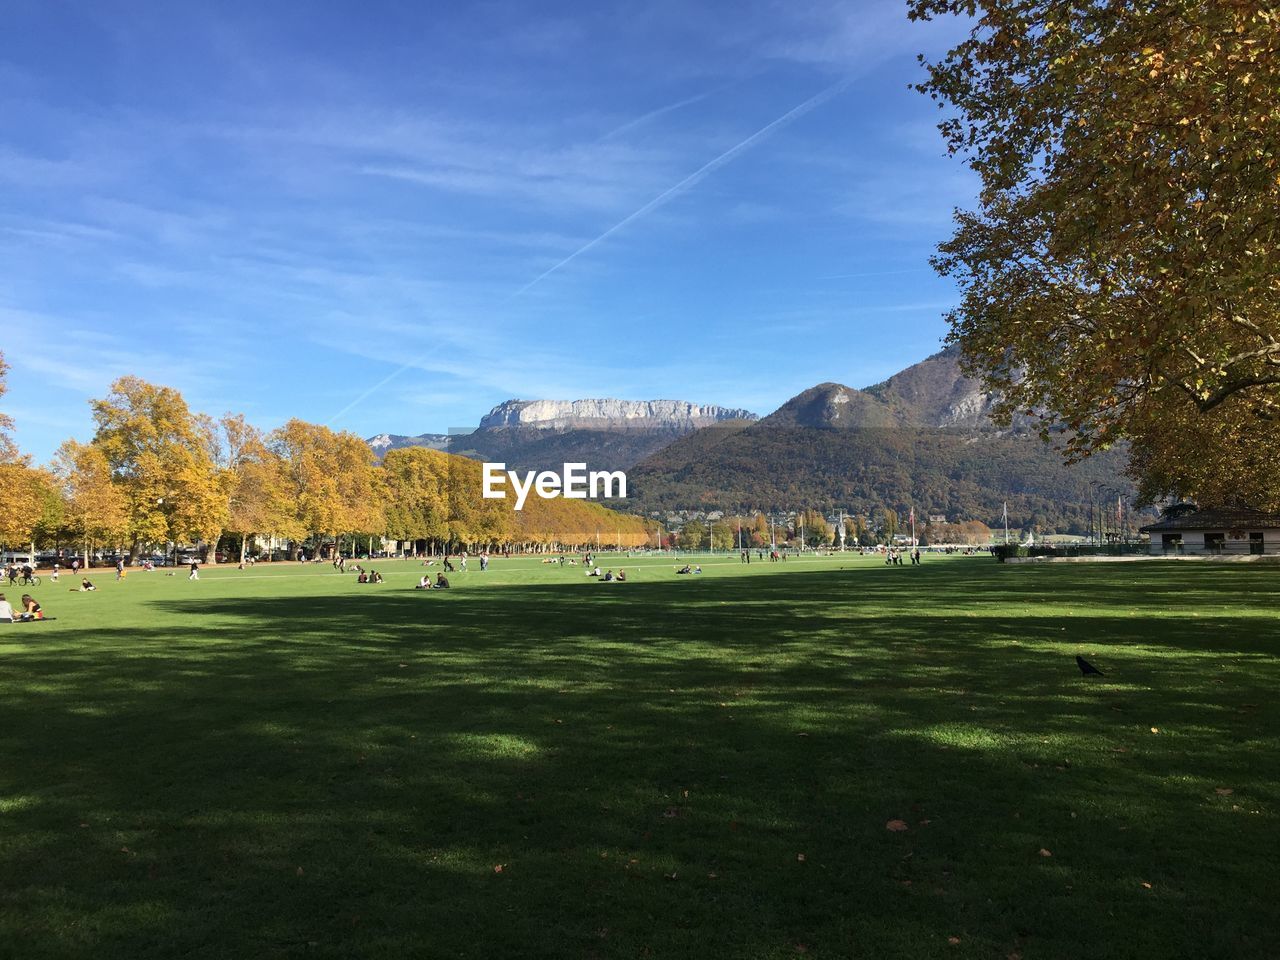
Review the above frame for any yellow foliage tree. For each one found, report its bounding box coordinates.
[90,377,227,559]
[53,441,129,562]
[0,464,51,550]
[271,420,384,558]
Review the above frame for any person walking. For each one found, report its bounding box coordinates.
[188,560,200,581]
[115,558,125,581]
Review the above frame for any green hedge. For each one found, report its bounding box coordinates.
[993,544,1148,562]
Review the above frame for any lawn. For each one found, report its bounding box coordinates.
[1,554,1277,959]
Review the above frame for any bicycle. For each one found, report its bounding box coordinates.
[16,574,40,587]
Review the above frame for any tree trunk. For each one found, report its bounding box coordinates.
[239,535,248,565]
[205,530,222,565]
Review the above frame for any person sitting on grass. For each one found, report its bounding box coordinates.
[357,571,369,584]
[19,595,42,620]
[0,593,13,622]
[677,564,692,574]
[616,569,627,582]
[371,571,384,584]
[77,578,96,592]
[435,573,450,589]
[602,569,614,582]
[693,565,702,574]
[415,575,432,589]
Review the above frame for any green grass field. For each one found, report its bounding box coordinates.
[1,554,1277,959]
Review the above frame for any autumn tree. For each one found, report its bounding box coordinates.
[212,414,303,562]
[709,520,735,551]
[880,508,900,543]
[0,352,21,465]
[382,447,451,548]
[797,508,832,547]
[678,520,706,551]
[0,355,47,547]
[90,377,227,558]
[54,441,129,562]
[271,420,384,558]
[911,0,1280,506]
[0,464,51,551]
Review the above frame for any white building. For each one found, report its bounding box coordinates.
[1139,508,1280,556]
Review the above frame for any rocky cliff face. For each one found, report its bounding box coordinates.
[366,433,452,456]
[863,346,999,429]
[477,398,757,430]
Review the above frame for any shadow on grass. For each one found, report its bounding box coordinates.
[0,563,1277,959]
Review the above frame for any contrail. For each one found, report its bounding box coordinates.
[327,76,852,426]
[507,76,853,301]
[600,91,713,141]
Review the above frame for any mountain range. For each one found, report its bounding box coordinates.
[367,347,1136,533]
[367,399,756,474]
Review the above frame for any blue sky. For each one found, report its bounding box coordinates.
[2,0,976,461]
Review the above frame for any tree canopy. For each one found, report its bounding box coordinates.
[911,0,1280,506]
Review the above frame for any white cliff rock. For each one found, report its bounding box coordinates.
[478,399,757,430]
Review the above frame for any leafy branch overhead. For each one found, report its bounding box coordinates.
[911,0,1280,506]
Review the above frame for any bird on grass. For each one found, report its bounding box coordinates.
[1076,655,1105,677]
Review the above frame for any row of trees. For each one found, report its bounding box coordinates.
[668,509,994,550]
[0,364,655,562]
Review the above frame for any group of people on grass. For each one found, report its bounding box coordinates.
[416,551,489,574]
[884,547,922,565]
[586,566,626,581]
[415,573,451,590]
[0,593,43,621]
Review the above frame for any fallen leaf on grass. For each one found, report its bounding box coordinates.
[296,866,304,876]
[1215,787,1234,796]
[796,853,806,862]
[493,864,505,874]
[948,936,961,945]
[1150,727,1159,734]
[886,819,909,832]
[1141,881,1152,889]
[1038,848,1052,857]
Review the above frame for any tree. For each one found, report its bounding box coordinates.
[709,520,736,551]
[0,352,21,465]
[0,464,50,549]
[911,0,1280,503]
[271,420,384,557]
[798,508,832,547]
[54,441,129,561]
[214,415,302,561]
[678,520,706,551]
[1128,393,1280,510]
[880,508,899,543]
[381,447,452,548]
[90,377,227,558]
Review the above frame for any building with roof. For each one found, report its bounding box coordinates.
[1138,507,1280,556]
